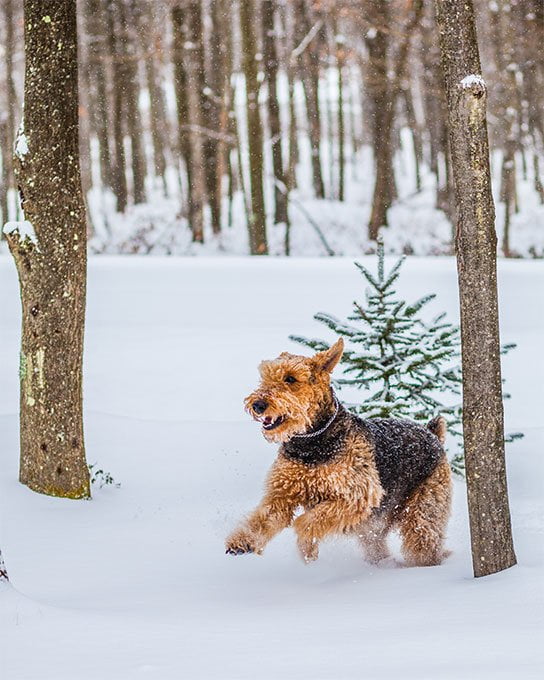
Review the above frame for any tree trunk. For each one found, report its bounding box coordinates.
[364,0,393,239]
[106,1,128,212]
[203,0,222,234]
[336,33,346,203]
[295,0,325,200]
[119,0,146,205]
[435,0,516,577]
[240,0,268,255]
[184,1,207,243]
[171,5,192,213]
[142,3,169,194]
[5,0,90,499]
[2,0,19,224]
[262,0,288,225]
[84,0,112,191]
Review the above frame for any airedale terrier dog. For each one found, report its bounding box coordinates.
[225,338,452,566]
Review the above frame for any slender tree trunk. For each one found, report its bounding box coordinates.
[184,1,207,243]
[2,0,19,224]
[85,0,112,190]
[295,0,325,199]
[240,0,268,255]
[106,1,128,212]
[171,5,192,213]
[435,0,516,577]
[262,0,288,225]
[212,0,232,231]
[142,4,169,194]
[364,0,393,239]
[119,0,146,205]
[403,85,422,192]
[203,0,222,234]
[77,7,93,216]
[5,0,90,499]
[336,33,346,203]
[285,0,299,193]
[1,120,10,225]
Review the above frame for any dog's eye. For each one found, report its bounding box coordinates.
[284,375,297,384]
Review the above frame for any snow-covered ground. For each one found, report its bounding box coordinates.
[1,256,543,679]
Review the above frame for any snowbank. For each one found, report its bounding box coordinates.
[0,257,542,679]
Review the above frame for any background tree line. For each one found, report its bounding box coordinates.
[1,0,542,255]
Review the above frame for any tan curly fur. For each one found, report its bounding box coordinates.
[227,339,452,567]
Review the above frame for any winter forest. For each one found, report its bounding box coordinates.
[1,1,543,679]
[1,0,543,256]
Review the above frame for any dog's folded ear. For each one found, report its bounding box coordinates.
[313,337,344,374]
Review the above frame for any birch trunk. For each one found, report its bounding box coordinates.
[435,0,516,577]
[5,0,91,499]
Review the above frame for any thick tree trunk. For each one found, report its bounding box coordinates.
[5,0,90,499]
[435,0,516,577]
[240,0,268,255]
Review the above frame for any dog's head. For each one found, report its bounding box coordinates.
[244,338,344,443]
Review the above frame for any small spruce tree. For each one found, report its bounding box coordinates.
[290,241,520,475]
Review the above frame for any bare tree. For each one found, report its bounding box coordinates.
[4,0,91,499]
[435,0,516,577]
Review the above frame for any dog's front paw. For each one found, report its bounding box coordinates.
[297,537,319,563]
[294,515,319,563]
[225,528,260,556]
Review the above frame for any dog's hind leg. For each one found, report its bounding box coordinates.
[398,457,452,567]
[356,514,392,564]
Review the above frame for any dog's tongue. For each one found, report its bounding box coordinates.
[263,416,273,425]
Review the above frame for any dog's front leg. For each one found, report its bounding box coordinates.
[226,495,295,556]
[294,500,369,563]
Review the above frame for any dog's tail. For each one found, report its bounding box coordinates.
[427,415,447,445]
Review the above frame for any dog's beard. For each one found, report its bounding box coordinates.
[245,392,315,443]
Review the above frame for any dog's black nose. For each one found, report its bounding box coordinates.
[252,400,268,415]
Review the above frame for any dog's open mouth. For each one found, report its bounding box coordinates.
[261,415,284,431]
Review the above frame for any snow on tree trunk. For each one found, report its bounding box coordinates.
[4,0,90,499]
[435,0,516,577]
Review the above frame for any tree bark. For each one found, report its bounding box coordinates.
[435,0,516,577]
[119,0,146,206]
[240,0,268,255]
[5,0,90,499]
[295,0,325,200]
[2,0,19,224]
[105,1,128,212]
[262,0,288,225]
[84,0,112,190]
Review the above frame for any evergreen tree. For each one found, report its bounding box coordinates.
[290,241,520,474]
